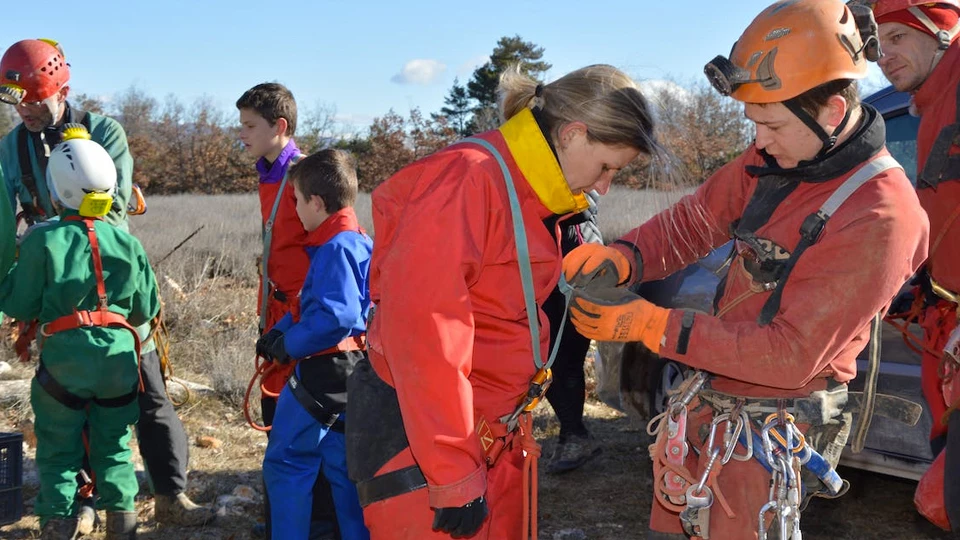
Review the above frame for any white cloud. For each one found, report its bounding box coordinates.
[457,55,489,77]
[639,79,691,101]
[391,59,447,85]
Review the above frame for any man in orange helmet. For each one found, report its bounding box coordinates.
[0,39,213,531]
[562,0,929,537]
[871,0,960,530]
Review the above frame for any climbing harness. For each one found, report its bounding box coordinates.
[35,216,144,410]
[243,335,367,432]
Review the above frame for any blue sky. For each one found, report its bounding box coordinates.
[9,0,891,131]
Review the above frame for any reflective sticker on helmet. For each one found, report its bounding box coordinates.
[765,27,792,40]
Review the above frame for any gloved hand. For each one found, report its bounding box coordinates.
[569,286,670,353]
[562,243,636,290]
[887,287,917,318]
[256,329,283,360]
[265,333,293,365]
[432,496,488,538]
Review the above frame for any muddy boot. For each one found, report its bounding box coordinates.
[547,432,602,474]
[154,492,215,526]
[76,496,98,535]
[104,511,137,540]
[40,517,79,540]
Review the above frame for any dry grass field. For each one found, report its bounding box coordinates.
[0,190,951,539]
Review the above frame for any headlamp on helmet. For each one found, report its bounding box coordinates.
[704,51,782,97]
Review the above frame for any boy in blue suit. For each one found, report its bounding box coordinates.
[257,149,371,540]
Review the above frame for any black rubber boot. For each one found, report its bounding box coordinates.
[104,511,137,539]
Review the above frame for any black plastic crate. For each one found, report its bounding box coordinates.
[0,432,23,526]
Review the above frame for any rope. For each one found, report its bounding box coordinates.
[243,358,279,432]
[518,413,541,540]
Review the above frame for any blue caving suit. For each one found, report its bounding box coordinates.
[263,208,372,540]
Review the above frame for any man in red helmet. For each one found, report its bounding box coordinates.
[872,0,960,530]
[0,38,214,532]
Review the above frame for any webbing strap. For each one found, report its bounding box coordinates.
[758,154,900,325]
[909,6,960,49]
[50,217,143,373]
[458,138,565,371]
[259,154,303,332]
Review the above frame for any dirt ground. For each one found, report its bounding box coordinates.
[0,376,955,540]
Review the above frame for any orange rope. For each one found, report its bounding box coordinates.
[518,413,541,540]
[243,358,278,432]
[884,289,944,359]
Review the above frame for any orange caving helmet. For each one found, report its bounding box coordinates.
[0,39,70,106]
[705,0,871,103]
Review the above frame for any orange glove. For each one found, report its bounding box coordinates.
[569,286,670,353]
[562,243,635,289]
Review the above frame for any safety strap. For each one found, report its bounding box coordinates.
[34,217,143,410]
[909,6,960,51]
[16,111,91,225]
[758,154,900,325]
[36,361,138,410]
[458,137,554,540]
[458,137,566,371]
[40,217,143,382]
[287,368,345,432]
[258,153,304,332]
[314,334,366,356]
[355,465,427,507]
[917,79,960,190]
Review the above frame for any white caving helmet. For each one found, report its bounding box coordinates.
[45,124,116,217]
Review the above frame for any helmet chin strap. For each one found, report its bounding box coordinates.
[782,98,852,160]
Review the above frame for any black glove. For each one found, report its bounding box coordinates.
[432,496,487,538]
[888,289,916,317]
[265,333,293,365]
[256,329,283,360]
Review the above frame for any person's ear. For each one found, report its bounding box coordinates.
[275,117,288,137]
[311,194,326,214]
[59,85,70,103]
[557,121,588,148]
[820,95,848,132]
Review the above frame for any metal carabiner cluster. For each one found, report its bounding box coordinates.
[758,413,803,540]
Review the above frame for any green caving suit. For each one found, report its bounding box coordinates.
[0,107,156,354]
[0,211,159,523]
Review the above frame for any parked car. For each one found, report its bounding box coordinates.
[599,85,931,480]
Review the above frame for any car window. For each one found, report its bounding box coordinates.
[884,112,921,186]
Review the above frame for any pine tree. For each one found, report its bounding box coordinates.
[467,35,551,112]
[440,78,473,137]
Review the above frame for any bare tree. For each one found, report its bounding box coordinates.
[298,102,343,153]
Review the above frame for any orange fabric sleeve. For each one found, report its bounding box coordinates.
[372,157,493,508]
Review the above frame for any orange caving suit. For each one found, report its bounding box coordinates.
[348,109,587,539]
[612,105,928,538]
[913,41,960,441]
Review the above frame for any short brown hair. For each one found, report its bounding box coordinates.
[236,82,297,136]
[790,79,861,119]
[289,149,358,213]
